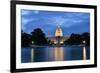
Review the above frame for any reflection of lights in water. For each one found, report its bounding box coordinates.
[31,48,34,62]
[54,47,64,61]
[83,46,87,62]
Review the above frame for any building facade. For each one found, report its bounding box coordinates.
[47,25,69,45]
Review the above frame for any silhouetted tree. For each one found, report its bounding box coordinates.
[81,32,90,45]
[64,32,90,46]
[31,28,47,45]
[21,31,31,47]
[65,33,81,45]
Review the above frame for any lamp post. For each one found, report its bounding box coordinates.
[83,40,86,44]
[32,41,34,44]
[82,40,86,46]
[82,40,87,61]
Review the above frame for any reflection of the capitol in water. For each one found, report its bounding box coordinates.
[30,46,87,63]
[50,47,64,61]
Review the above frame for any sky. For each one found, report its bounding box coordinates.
[21,9,90,37]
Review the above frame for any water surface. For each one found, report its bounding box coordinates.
[21,46,90,63]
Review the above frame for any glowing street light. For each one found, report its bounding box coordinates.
[82,40,86,44]
[32,41,34,44]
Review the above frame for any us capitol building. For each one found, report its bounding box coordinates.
[47,24,69,45]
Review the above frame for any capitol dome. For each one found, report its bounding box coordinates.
[55,24,63,37]
[47,24,69,45]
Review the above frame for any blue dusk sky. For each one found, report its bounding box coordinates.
[21,9,90,37]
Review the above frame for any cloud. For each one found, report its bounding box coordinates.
[44,14,87,28]
[33,10,39,14]
[21,10,90,36]
[21,16,38,30]
[21,10,31,15]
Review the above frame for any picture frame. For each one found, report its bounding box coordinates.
[10,0,97,72]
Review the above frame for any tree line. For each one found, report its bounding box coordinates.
[21,28,90,47]
[64,32,90,46]
[21,28,48,47]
